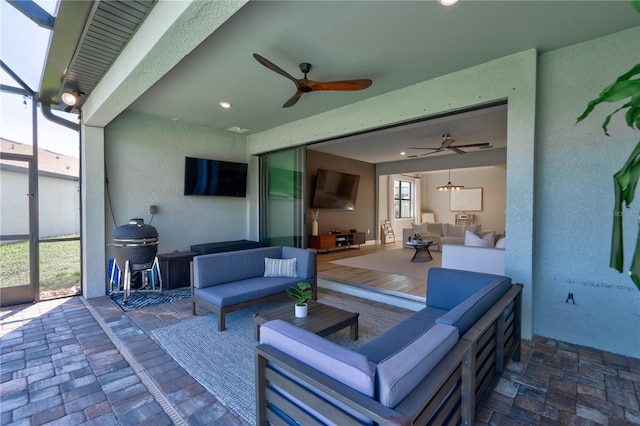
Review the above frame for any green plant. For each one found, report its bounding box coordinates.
[576,0,640,290]
[286,282,313,306]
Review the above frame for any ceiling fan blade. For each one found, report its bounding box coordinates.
[450,147,467,154]
[253,53,298,84]
[283,90,303,108]
[307,79,373,91]
[441,138,455,150]
[452,142,491,148]
[408,147,440,150]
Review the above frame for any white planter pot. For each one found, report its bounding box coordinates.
[295,303,308,318]
[312,220,318,236]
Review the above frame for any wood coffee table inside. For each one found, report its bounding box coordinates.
[253,302,359,341]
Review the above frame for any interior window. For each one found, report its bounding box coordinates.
[394,180,412,218]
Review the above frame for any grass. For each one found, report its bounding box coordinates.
[0,236,81,297]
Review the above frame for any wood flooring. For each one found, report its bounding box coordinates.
[315,240,427,298]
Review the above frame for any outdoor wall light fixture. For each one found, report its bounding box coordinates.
[61,91,83,106]
[437,170,464,191]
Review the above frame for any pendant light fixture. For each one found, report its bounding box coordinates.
[437,169,464,191]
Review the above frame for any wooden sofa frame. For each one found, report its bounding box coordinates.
[255,283,522,425]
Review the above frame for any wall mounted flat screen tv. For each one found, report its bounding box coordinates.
[184,156,248,197]
[311,168,360,210]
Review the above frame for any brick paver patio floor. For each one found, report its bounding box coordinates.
[1,292,639,425]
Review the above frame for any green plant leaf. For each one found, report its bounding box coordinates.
[632,0,640,13]
[577,64,640,125]
[610,141,640,278]
[625,93,640,129]
[631,223,640,290]
[600,80,640,103]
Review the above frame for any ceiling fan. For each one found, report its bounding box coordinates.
[407,134,490,158]
[253,53,373,108]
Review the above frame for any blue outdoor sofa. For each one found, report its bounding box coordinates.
[255,267,522,425]
[191,246,316,331]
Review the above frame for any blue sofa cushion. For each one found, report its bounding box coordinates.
[261,320,375,396]
[260,320,375,425]
[281,246,315,279]
[426,267,507,310]
[356,317,437,364]
[193,276,294,307]
[436,277,512,334]
[193,247,282,288]
[411,306,448,323]
[376,323,459,408]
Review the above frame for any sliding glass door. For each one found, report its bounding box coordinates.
[260,147,306,247]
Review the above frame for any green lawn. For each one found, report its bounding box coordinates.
[0,237,81,297]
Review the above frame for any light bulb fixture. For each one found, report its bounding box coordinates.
[439,0,459,6]
[219,101,232,109]
[61,91,83,106]
[437,169,464,191]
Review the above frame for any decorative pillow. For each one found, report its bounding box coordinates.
[264,257,297,277]
[495,237,506,249]
[464,230,495,248]
[447,224,465,238]
[412,223,429,235]
[464,224,480,233]
[427,222,443,236]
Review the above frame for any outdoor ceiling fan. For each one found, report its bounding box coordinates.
[253,53,373,108]
[407,134,491,158]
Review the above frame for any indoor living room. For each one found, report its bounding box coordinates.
[305,104,507,300]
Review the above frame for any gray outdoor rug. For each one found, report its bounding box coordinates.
[152,292,411,425]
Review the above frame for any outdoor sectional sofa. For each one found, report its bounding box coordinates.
[191,246,316,331]
[255,267,522,425]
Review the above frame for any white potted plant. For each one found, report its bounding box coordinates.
[287,282,313,317]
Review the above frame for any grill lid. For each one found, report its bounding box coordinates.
[113,218,158,243]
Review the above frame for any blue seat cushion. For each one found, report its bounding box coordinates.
[411,306,448,323]
[426,267,507,310]
[376,323,458,408]
[193,276,294,307]
[193,247,282,288]
[355,317,437,364]
[260,320,375,425]
[436,277,512,334]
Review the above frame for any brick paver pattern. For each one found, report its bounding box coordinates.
[1,293,639,425]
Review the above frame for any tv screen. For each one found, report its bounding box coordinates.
[184,156,248,197]
[311,169,360,210]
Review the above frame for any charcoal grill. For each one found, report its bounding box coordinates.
[109,218,162,302]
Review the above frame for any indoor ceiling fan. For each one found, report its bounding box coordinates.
[253,53,373,108]
[407,134,491,158]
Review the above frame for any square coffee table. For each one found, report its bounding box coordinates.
[253,302,359,341]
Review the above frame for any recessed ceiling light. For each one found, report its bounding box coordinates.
[439,0,459,6]
[219,101,232,109]
[226,126,250,134]
[400,151,406,156]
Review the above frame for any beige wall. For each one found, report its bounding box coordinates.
[306,150,376,240]
[420,166,506,233]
